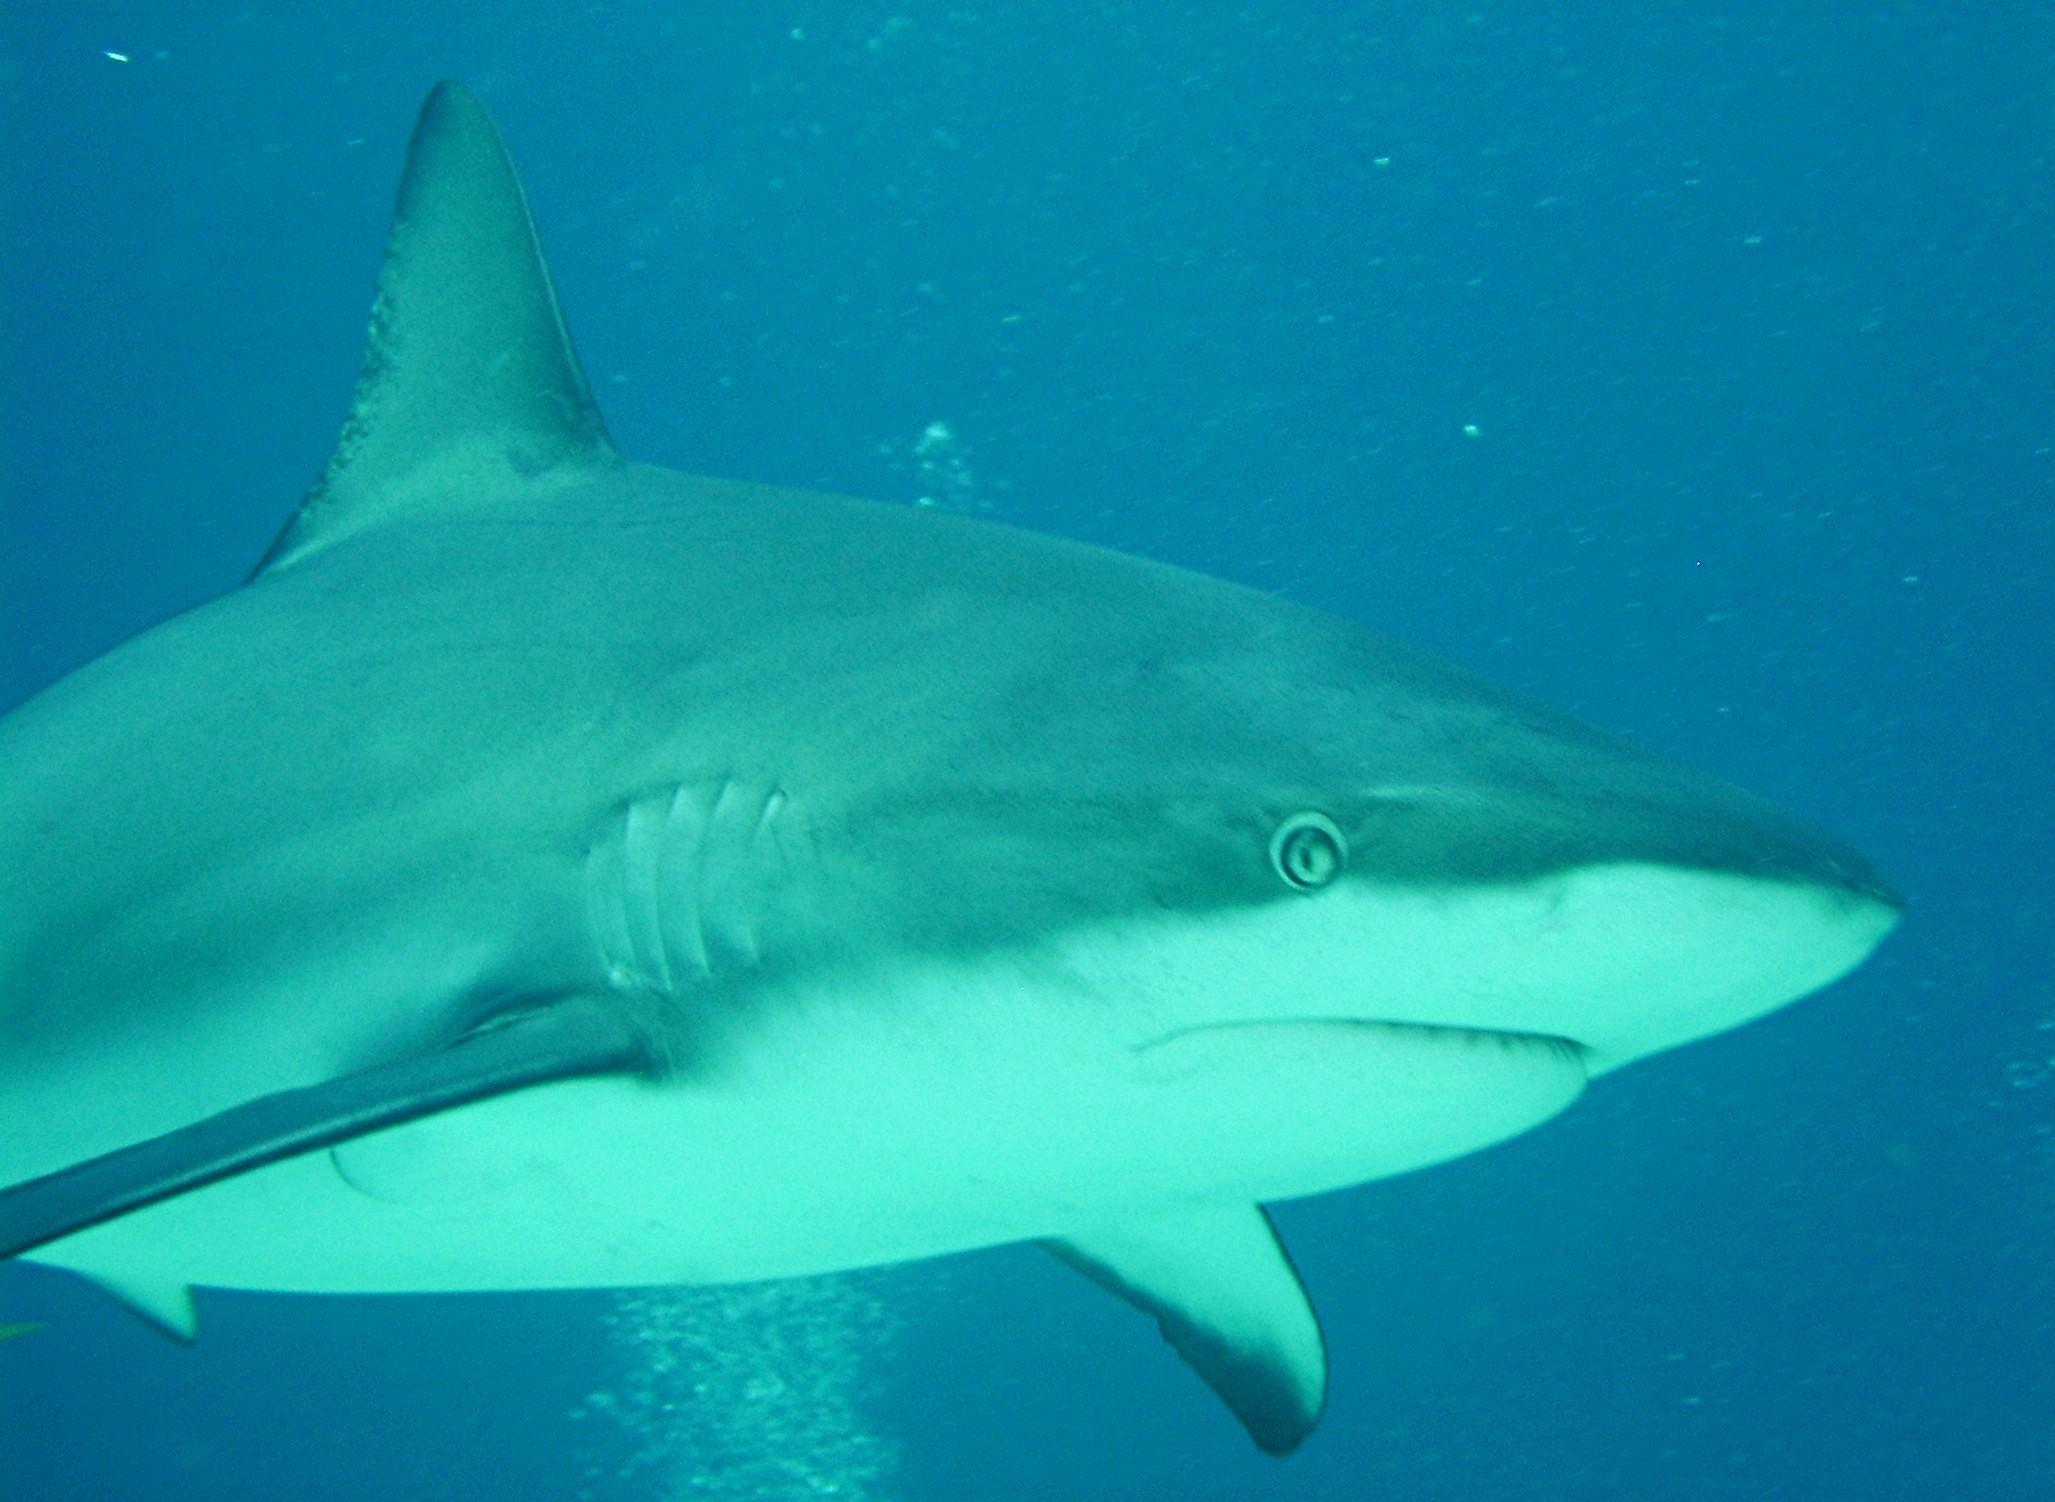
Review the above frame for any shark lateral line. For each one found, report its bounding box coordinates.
[0,82,1899,1454]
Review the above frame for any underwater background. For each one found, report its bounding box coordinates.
[1,3,2048,1497]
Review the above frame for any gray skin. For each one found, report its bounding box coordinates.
[0,460,1892,1102]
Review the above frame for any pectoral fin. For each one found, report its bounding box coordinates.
[1047,1204,1327,1456]
[0,997,648,1262]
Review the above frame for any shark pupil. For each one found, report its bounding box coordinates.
[1271,813,1346,892]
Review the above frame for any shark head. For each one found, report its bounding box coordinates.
[0,82,1900,1457]
[715,514,1900,1077]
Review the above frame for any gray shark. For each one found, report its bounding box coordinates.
[0,83,1898,1454]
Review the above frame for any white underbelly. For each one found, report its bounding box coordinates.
[32,976,1586,1295]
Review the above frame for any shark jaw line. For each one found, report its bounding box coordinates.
[1044,859,1901,1078]
[1133,1016,1589,1063]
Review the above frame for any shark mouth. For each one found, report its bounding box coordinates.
[1124,1017,1591,1194]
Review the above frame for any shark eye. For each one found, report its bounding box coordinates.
[1269,811,1347,893]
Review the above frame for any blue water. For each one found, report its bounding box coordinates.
[3,4,2048,1497]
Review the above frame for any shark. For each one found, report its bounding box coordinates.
[0,82,1899,1454]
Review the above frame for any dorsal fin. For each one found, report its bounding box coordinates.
[254,81,616,575]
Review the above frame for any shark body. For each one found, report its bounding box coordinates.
[0,84,1898,1452]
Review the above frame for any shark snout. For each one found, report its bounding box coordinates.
[1481,861,1903,1075]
